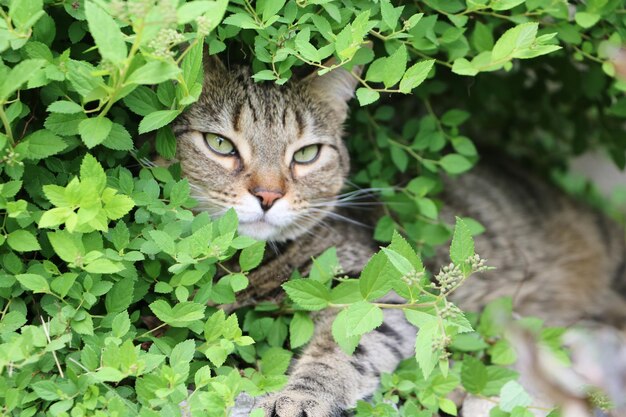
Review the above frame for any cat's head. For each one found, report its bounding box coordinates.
[174,57,359,242]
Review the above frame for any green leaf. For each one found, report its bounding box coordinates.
[260,347,292,376]
[123,86,162,116]
[7,230,40,252]
[390,146,409,172]
[239,241,265,271]
[356,88,380,106]
[332,308,361,354]
[47,231,84,263]
[359,252,394,300]
[9,0,44,30]
[439,154,473,174]
[489,339,517,365]
[155,126,177,159]
[451,58,478,76]
[282,279,330,310]
[51,273,78,298]
[499,381,532,412]
[103,194,134,220]
[575,12,600,29]
[383,45,408,88]
[461,356,488,394]
[84,1,127,62]
[150,301,206,327]
[102,123,133,151]
[170,339,196,377]
[78,117,113,148]
[492,23,538,63]
[80,153,107,191]
[16,274,49,293]
[47,101,83,114]
[439,398,457,416]
[105,277,135,313]
[399,60,434,93]
[345,301,384,336]
[491,0,525,10]
[472,22,495,52]
[149,230,176,256]
[126,61,182,85]
[261,0,287,22]
[112,311,131,338]
[0,59,46,101]
[289,311,314,348]
[381,248,414,276]
[483,366,519,396]
[83,258,124,274]
[441,110,470,127]
[450,217,475,267]
[414,320,439,379]
[138,110,181,134]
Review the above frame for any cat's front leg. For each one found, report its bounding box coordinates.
[259,309,416,417]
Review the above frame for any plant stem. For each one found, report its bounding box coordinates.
[0,105,14,146]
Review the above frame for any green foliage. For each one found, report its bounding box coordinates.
[0,0,623,416]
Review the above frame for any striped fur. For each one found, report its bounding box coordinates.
[174,60,626,416]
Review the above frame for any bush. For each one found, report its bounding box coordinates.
[0,0,623,416]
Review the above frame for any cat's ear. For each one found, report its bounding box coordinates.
[305,61,361,104]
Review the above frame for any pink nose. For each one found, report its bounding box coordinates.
[251,187,284,210]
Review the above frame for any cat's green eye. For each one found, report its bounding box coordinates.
[293,144,321,164]
[205,133,237,156]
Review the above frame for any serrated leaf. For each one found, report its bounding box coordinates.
[16,274,49,293]
[345,301,384,336]
[239,241,265,271]
[149,230,176,256]
[499,381,532,412]
[85,1,127,62]
[7,230,40,252]
[356,88,380,106]
[0,59,46,101]
[289,312,314,348]
[450,217,475,268]
[20,129,67,160]
[282,279,330,310]
[461,355,488,394]
[138,110,181,134]
[112,311,131,338]
[399,60,434,93]
[332,308,361,354]
[126,61,181,85]
[78,117,113,148]
[359,252,394,300]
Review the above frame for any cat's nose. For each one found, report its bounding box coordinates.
[251,187,284,211]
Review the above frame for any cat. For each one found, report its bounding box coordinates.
[172,56,626,416]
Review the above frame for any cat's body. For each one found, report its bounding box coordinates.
[173,59,626,416]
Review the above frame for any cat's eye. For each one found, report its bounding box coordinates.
[205,133,237,156]
[293,144,321,164]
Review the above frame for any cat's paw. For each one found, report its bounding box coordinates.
[259,390,344,417]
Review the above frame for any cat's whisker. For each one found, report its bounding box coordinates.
[304,208,371,229]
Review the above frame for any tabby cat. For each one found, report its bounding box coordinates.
[172,57,626,416]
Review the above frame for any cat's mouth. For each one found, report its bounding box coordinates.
[238,218,283,241]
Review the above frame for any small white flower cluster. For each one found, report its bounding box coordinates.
[196,15,212,37]
[401,270,424,287]
[1,149,23,167]
[431,334,452,353]
[148,28,185,58]
[468,254,488,272]
[433,262,463,292]
[439,302,461,319]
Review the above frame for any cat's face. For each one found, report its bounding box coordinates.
[174,59,358,242]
